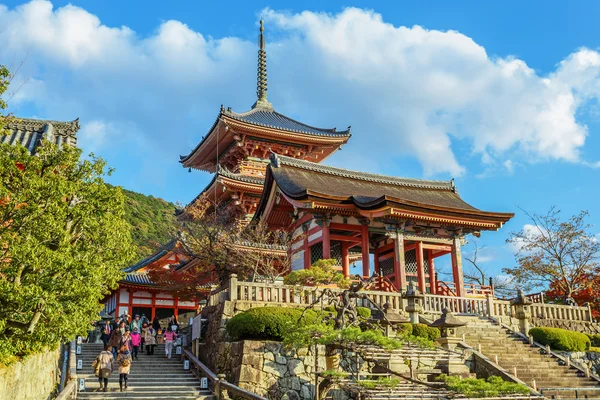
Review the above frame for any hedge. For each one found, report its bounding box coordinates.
[412,324,441,341]
[529,327,591,352]
[226,307,321,341]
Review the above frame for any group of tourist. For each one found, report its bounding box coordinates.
[93,313,179,392]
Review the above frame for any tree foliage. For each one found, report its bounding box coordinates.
[0,142,135,364]
[176,195,291,284]
[504,207,600,298]
[0,64,11,136]
[121,188,177,259]
[284,259,350,288]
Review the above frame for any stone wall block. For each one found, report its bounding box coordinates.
[287,359,304,376]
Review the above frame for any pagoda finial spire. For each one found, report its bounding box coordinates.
[253,19,272,109]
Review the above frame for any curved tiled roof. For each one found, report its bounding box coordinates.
[179,105,351,164]
[124,239,178,273]
[223,106,351,137]
[2,117,80,153]
[269,154,454,191]
[219,167,265,185]
[257,154,514,225]
[123,272,155,285]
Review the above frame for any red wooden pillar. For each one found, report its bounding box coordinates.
[393,232,407,291]
[428,252,436,294]
[341,242,350,278]
[174,297,179,318]
[304,237,311,269]
[322,224,331,259]
[451,237,465,297]
[128,288,133,318]
[151,292,156,320]
[361,224,370,277]
[416,242,426,293]
[373,249,381,275]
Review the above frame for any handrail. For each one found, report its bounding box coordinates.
[220,381,268,400]
[182,349,218,383]
[54,380,77,400]
[55,339,78,400]
[182,349,268,400]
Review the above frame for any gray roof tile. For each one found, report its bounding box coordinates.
[2,117,80,153]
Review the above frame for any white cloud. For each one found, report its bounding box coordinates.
[1,1,600,193]
[78,120,108,152]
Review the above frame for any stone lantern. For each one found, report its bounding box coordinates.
[403,281,424,324]
[429,308,466,348]
[511,289,532,335]
[429,309,470,375]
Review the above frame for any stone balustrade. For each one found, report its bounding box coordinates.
[207,275,594,324]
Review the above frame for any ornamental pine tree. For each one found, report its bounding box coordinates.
[0,140,135,364]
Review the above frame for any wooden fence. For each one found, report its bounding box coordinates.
[208,274,593,322]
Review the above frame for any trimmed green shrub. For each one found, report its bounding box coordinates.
[356,306,372,319]
[437,374,530,398]
[412,324,441,341]
[397,323,413,336]
[226,307,320,341]
[529,327,591,352]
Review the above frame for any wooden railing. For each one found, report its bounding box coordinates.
[207,275,593,322]
[182,349,267,400]
[423,294,489,315]
[436,281,493,297]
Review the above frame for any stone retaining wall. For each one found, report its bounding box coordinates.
[0,346,63,400]
[558,351,600,376]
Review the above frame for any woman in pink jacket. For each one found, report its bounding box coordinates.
[164,326,177,359]
[130,327,142,360]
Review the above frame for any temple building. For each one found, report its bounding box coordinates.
[2,116,80,152]
[253,154,514,297]
[180,21,351,223]
[181,21,513,298]
[102,238,209,326]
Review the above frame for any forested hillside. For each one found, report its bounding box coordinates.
[121,188,178,260]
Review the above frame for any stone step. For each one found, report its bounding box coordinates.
[77,384,205,391]
[78,373,199,380]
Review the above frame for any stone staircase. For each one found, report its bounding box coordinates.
[76,343,213,399]
[461,317,600,399]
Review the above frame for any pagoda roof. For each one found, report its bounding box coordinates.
[255,154,514,230]
[179,105,351,170]
[2,117,80,153]
[222,106,351,138]
[187,168,265,208]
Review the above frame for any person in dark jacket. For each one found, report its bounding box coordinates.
[108,322,124,359]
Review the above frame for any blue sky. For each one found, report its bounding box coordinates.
[2,0,600,284]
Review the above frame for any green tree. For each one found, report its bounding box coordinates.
[0,64,11,135]
[120,187,177,259]
[0,141,135,364]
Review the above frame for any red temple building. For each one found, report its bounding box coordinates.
[102,239,208,326]
[180,21,513,298]
[253,154,514,297]
[180,21,351,223]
